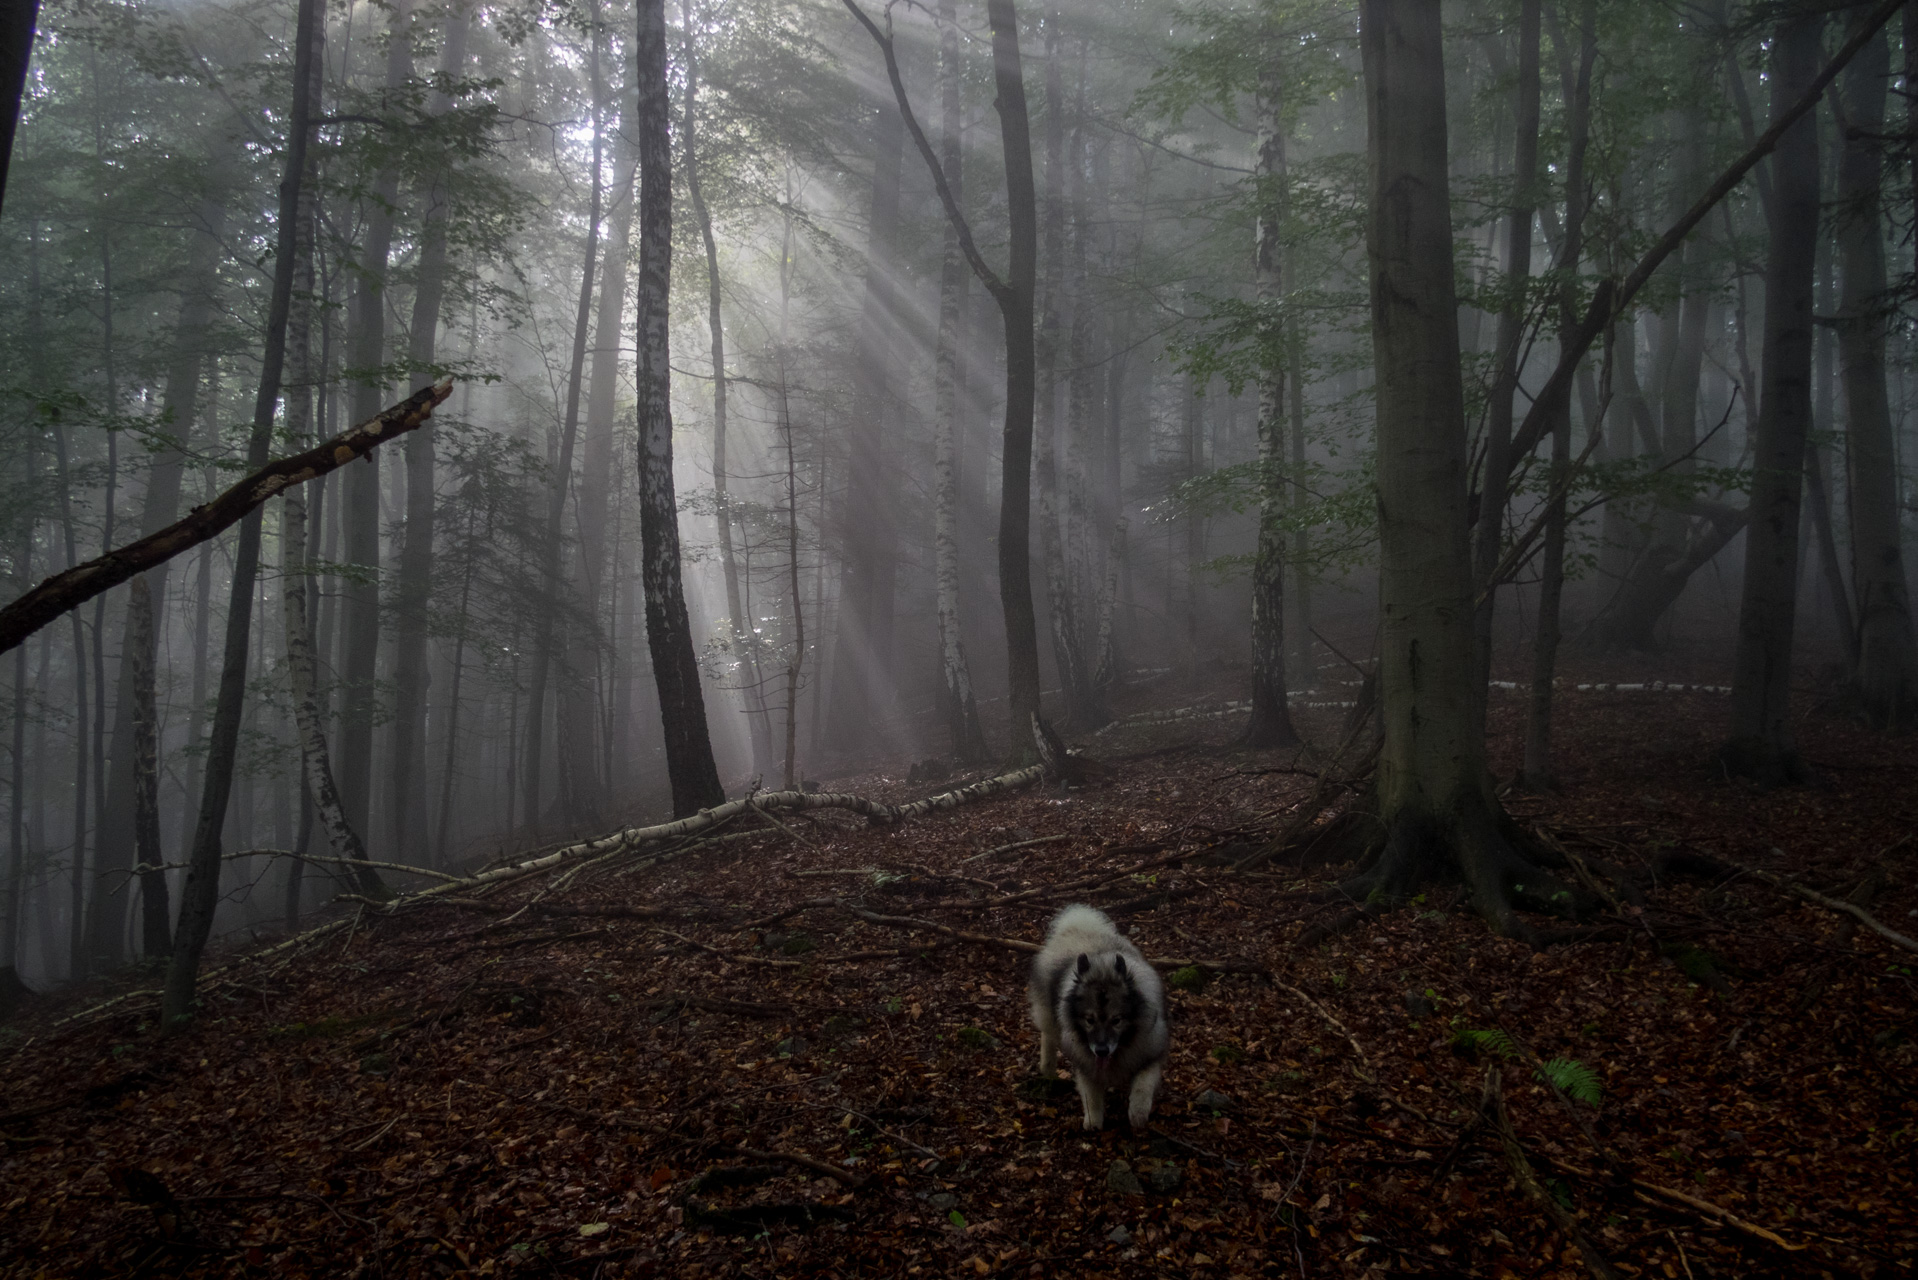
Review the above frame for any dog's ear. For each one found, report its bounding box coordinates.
[1113,955,1128,981]
[1076,953,1090,976]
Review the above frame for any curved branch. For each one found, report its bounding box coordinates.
[841,0,1009,303]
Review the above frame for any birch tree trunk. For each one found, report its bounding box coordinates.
[86,189,228,969]
[1244,42,1299,749]
[1723,9,1821,785]
[635,0,724,817]
[1835,26,1918,728]
[933,0,987,762]
[282,158,384,901]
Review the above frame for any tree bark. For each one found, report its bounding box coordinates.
[127,572,168,957]
[1835,26,1918,728]
[390,5,469,860]
[1244,36,1299,750]
[337,0,414,857]
[1722,9,1821,786]
[933,0,987,762]
[635,0,724,817]
[165,0,322,1029]
[1354,0,1570,936]
[4,500,27,969]
[86,188,228,968]
[48,423,90,980]
[0,0,39,220]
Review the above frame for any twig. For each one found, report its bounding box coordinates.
[750,798,817,849]
[1271,980,1432,1122]
[1730,844,1917,953]
[1547,1155,1807,1253]
[962,834,1069,863]
[1483,1068,1623,1280]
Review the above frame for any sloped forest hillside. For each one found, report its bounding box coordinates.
[1,0,1915,1275]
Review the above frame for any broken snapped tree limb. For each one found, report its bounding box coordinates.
[0,379,455,656]
[1730,849,1918,954]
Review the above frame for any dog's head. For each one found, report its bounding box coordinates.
[1066,952,1142,1069]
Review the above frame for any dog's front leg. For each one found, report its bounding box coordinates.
[1037,1022,1058,1076]
[1074,1072,1105,1131]
[1126,1062,1162,1129]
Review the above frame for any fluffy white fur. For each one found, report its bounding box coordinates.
[1028,904,1169,1130]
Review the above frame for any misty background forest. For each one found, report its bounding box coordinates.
[1,0,1916,1274]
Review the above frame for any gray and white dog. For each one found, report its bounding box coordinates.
[1028,904,1169,1130]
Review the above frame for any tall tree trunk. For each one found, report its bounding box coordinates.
[775,214,806,790]
[164,0,320,1029]
[338,0,414,856]
[49,423,89,980]
[1835,26,1918,727]
[1037,12,1088,726]
[635,0,723,817]
[824,95,906,755]
[126,575,168,956]
[0,0,39,220]
[390,6,468,860]
[282,150,383,901]
[1244,38,1299,749]
[1353,0,1567,936]
[680,0,773,777]
[87,191,228,969]
[4,501,28,969]
[525,19,605,835]
[1722,9,1822,785]
[1470,0,1539,719]
[845,0,1040,755]
[573,88,635,806]
[989,0,1042,756]
[1520,0,1594,788]
[933,0,987,762]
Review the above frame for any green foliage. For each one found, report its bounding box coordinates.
[1451,1026,1519,1060]
[1537,1058,1603,1107]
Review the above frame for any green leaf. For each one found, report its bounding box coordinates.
[948,1209,967,1228]
[1536,1057,1603,1107]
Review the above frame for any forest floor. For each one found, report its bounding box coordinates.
[2,651,1915,1279]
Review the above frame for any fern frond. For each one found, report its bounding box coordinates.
[1458,1027,1519,1060]
[1537,1057,1602,1106]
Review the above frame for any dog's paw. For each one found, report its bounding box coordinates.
[1081,1112,1104,1131]
[1127,1106,1153,1130]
